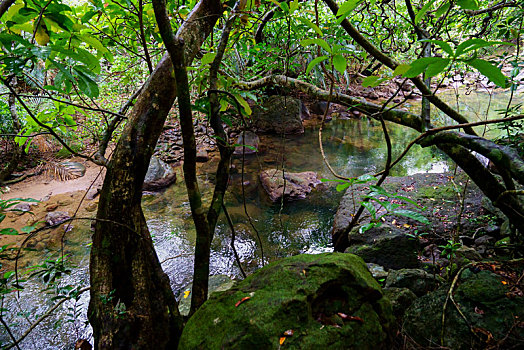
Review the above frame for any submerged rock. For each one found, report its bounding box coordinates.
[403,269,524,349]
[234,131,260,155]
[179,253,395,349]
[252,95,305,134]
[143,156,176,191]
[259,169,321,202]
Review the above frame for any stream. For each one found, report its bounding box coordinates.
[1,88,521,349]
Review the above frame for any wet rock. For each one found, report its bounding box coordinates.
[179,253,395,349]
[474,235,494,246]
[45,211,70,226]
[345,224,420,270]
[196,150,209,162]
[252,95,305,134]
[383,287,417,318]
[259,169,321,202]
[384,268,441,297]
[404,270,524,349]
[367,263,388,280]
[310,100,328,115]
[13,203,31,212]
[234,131,260,155]
[86,187,101,200]
[143,157,176,191]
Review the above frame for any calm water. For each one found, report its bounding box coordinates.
[2,88,521,348]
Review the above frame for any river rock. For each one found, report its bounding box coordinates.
[45,211,70,226]
[259,169,321,202]
[252,95,305,134]
[196,149,209,162]
[234,131,260,155]
[403,269,524,349]
[344,224,420,270]
[178,253,395,349]
[143,156,176,191]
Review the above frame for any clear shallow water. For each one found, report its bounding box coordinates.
[2,88,521,348]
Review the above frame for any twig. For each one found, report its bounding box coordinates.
[222,203,246,278]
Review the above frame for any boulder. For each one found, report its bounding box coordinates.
[196,149,209,162]
[45,211,70,226]
[252,96,305,134]
[179,253,395,349]
[259,169,321,202]
[143,156,176,191]
[404,269,524,349]
[384,268,441,296]
[345,224,420,270]
[234,131,260,155]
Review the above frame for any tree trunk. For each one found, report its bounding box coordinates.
[88,1,222,348]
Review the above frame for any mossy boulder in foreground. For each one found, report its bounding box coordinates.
[179,253,395,349]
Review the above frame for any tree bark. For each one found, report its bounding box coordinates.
[88,1,222,348]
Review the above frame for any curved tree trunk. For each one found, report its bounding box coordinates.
[88,1,222,348]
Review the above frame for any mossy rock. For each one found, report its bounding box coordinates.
[179,253,395,349]
[403,270,524,349]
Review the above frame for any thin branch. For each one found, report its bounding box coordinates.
[4,287,90,350]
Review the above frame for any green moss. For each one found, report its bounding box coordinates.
[179,253,394,350]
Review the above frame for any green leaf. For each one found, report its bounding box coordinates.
[362,201,376,219]
[456,0,479,10]
[0,228,18,235]
[336,182,350,192]
[0,214,5,224]
[20,225,36,233]
[393,64,411,76]
[359,222,381,234]
[455,38,511,57]
[201,52,216,65]
[392,209,430,224]
[425,58,450,78]
[420,39,454,56]
[300,38,332,54]
[305,55,328,75]
[333,54,347,75]
[233,93,252,116]
[403,57,446,78]
[337,0,362,16]
[435,1,451,17]
[415,0,438,24]
[73,66,100,98]
[297,17,323,36]
[362,75,389,87]
[466,59,507,87]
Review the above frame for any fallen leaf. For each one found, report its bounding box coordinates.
[183,290,190,299]
[346,316,364,324]
[392,219,397,225]
[337,312,348,319]
[403,224,411,228]
[283,329,294,336]
[474,307,485,315]
[235,296,251,307]
[502,280,508,285]
[279,337,286,345]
